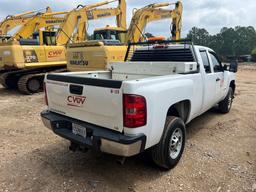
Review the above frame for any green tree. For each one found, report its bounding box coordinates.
[187,26,256,59]
[234,26,256,56]
[186,27,210,46]
[208,33,223,56]
[218,27,238,56]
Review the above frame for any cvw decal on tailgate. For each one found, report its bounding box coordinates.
[67,95,86,107]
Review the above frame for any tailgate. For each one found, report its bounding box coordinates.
[45,74,124,132]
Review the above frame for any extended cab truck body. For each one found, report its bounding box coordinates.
[41,40,237,169]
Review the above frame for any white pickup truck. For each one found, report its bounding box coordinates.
[41,41,237,169]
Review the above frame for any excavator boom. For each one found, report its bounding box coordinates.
[0,7,51,36]
[56,0,126,44]
[10,11,36,18]
[11,13,67,41]
[126,1,182,43]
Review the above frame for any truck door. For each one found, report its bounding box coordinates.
[208,51,225,103]
[200,50,217,111]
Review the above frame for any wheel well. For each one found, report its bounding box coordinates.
[230,80,236,93]
[167,100,191,122]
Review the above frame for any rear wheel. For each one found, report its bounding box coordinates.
[150,116,186,170]
[219,87,234,113]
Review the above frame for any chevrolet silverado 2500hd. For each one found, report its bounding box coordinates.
[41,40,237,169]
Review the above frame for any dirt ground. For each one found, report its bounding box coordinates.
[0,65,255,192]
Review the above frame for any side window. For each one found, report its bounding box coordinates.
[209,52,223,73]
[110,34,117,40]
[200,51,211,73]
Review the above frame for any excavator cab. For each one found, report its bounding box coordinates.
[19,30,57,46]
[0,35,12,42]
[93,26,127,44]
[33,30,57,45]
[41,31,57,45]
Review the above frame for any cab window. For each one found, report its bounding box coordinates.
[209,52,223,73]
[94,31,107,40]
[200,50,211,73]
[110,34,117,40]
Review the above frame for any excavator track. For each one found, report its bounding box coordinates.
[0,71,19,89]
[17,73,44,95]
[0,72,9,88]
[17,68,67,95]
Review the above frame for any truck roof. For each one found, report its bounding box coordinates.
[194,45,215,52]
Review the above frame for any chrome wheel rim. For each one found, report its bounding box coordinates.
[169,127,183,159]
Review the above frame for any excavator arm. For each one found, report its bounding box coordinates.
[0,7,52,36]
[86,0,126,28]
[76,7,125,42]
[126,1,182,43]
[56,0,126,44]
[11,12,66,41]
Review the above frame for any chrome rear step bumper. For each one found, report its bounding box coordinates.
[41,110,146,157]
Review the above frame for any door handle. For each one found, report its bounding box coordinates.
[216,78,221,82]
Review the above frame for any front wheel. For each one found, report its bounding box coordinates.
[219,87,234,113]
[150,116,186,170]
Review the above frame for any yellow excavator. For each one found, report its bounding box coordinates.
[66,1,183,72]
[0,10,66,70]
[0,10,67,93]
[56,0,126,44]
[0,0,126,94]
[0,7,52,40]
[9,11,67,42]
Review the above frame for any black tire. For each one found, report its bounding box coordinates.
[219,87,234,114]
[150,116,186,170]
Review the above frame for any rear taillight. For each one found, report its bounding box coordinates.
[123,94,147,128]
[44,83,48,106]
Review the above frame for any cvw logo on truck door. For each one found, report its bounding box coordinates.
[67,95,86,107]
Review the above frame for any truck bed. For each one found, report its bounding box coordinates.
[45,61,198,133]
[59,61,198,81]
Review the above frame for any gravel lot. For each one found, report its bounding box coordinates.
[0,65,255,192]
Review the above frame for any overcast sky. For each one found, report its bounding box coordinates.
[0,0,255,37]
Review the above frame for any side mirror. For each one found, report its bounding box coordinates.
[229,60,238,73]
